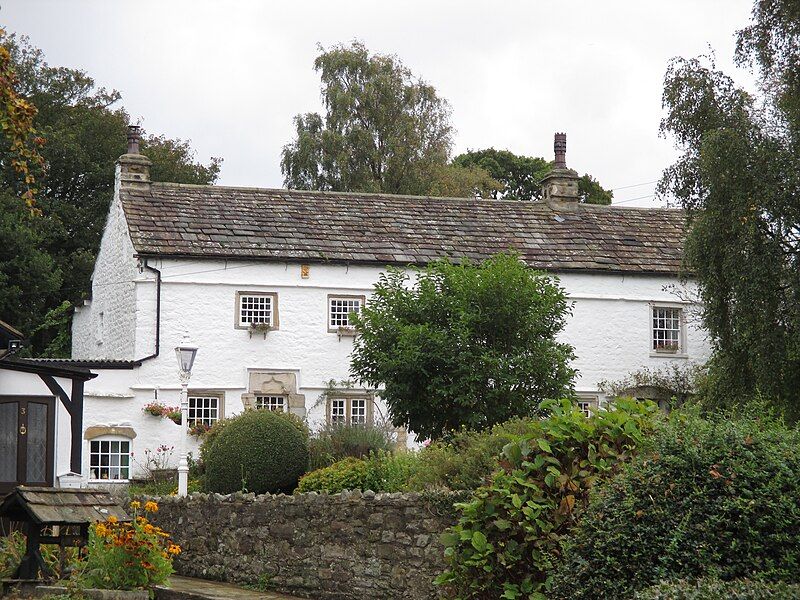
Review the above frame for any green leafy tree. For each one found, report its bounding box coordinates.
[0,188,61,342]
[350,253,576,439]
[0,27,44,208]
[659,0,800,418]
[281,42,494,198]
[453,147,613,204]
[0,33,222,355]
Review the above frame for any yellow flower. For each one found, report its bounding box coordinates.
[167,543,181,555]
[130,500,141,510]
[144,501,159,513]
[107,516,118,524]
[95,523,107,537]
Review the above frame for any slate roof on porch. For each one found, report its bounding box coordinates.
[121,183,687,275]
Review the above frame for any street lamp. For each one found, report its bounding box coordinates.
[175,334,198,497]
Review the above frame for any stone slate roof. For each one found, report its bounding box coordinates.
[0,487,130,524]
[120,183,687,275]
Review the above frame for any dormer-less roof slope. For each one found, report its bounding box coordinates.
[120,183,687,275]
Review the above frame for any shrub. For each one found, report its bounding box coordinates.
[350,253,576,439]
[204,409,309,494]
[551,408,800,599]
[436,398,658,599]
[408,418,531,491]
[635,578,800,600]
[76,501,179,590]
[308,421,395,471]
[297,451,422,493]
[297,457,374,493]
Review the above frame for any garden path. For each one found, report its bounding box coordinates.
[155,575,310,600]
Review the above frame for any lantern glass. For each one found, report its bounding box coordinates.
[175,339,198,374]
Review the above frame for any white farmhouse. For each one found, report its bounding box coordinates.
[58,128,709,486]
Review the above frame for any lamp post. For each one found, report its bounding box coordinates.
[175,334,198,497]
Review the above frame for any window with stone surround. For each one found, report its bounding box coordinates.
[652,306,684,354]
[89,438,131,482]
[328,295,365,332]
[327,394,373,425]
[255,395,286,412]
[188,393,223,426]
[236,292,279,329]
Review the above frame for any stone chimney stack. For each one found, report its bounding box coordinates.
[540,132,579,207]
[116,125,151,190]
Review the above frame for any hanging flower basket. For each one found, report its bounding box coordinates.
[143,401,167,417]
[165,407,182,425]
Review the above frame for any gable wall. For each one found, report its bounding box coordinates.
[72,168,139,360]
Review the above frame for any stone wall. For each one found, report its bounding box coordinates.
[146,490,456,599]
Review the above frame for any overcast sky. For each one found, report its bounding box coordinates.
[3,1,756,206]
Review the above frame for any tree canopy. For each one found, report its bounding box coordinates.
[0,32,221,355]
[349,253,576,439]
[659,0,800,418]
[281,42,504,199]
[453,147,614,204]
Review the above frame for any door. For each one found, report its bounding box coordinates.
[0,396,55,496]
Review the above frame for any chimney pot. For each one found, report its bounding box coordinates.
[117,125,151,190]
[554,132,567,168]
[127,125,141,155]
[540,131,579,206]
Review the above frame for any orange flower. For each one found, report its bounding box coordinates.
[144,501,159,513]
[168,543,181,555]
[107,516,118,524]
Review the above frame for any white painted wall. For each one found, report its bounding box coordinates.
[74,255,711,484]
[72,165,140,360]
[0,368,77,483]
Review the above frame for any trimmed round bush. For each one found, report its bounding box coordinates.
[551,409,800,599]
[204,409,309,494]
[635,578,800,600]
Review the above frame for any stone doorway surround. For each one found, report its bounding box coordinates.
[241,371,306,417]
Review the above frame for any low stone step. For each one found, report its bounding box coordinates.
[155,575,310,600]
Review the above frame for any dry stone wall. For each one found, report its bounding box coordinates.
[145,490,456,599]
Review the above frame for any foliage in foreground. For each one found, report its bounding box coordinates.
[550,407,800,599]
[307,421,396,471]
[296,452,420,494]
[436,398,657,599]
[77,501,180,590]
[407,419,533,492]
[351,253,576,440]
[635,578,800,600]
[203,409,309,494]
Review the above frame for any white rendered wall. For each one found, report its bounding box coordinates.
[74,257,712,483]
[72,166,139,360]
[0,369,76,483]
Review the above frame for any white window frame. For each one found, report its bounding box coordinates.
[328,295,365,333]
[88,437,131,482]
[650,304,686,357]
[576,393,599,417]
[330,398,346,424]
[327,395,373,425]
[255,395,286,412]
[188,392,223,426]
[235,291,279,329]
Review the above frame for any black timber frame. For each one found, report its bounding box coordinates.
[0,357,96,476]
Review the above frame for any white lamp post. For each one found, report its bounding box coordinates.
[175,334,198,497]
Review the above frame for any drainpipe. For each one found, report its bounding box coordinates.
[136,259,161,362]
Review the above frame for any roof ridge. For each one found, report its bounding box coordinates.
[148,182,681,212]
